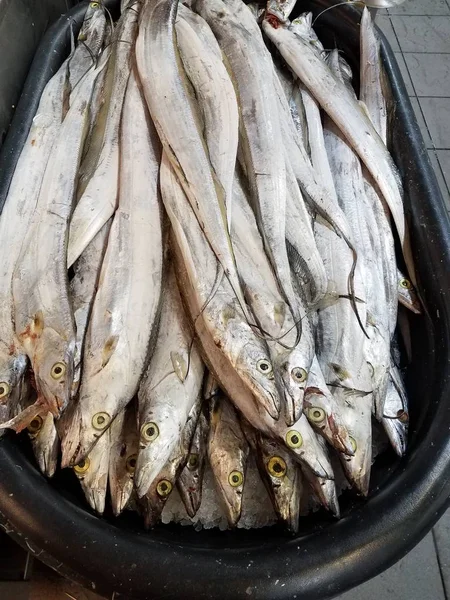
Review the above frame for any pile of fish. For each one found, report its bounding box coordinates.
[0,0,421,531]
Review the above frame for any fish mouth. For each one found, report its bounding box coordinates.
[328,415,355,456]
[85,487,107,515]
[135,454,161,498]
[382,417,407,457]
[111,484,133,517]
[179,486,201,518]
[340,448,372,496]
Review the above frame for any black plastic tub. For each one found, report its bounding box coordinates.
[0,1,449,599]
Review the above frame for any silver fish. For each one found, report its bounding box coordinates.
[136,0,249,323]
[109,401,139,516]
[263,12,416,288]
[177,411,209,518]
[61,70,163,466]
[195,0,301,333]
[68,5,140,267]
[382,365,408,457]
[24,395,59,478]
[11,57,103,425]
[73,426,110,514]
[301,455,340,517]
[208,393,249,527]
[135,265,204,498]
[141,398,202,527]
[397,268,421,314]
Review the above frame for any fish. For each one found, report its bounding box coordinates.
[67,5,140,267]
[160,152,282,422]
[135,265,204,498]
[177,411,209,518]
[68,1,108,101]
[61,69,163,466]
[108,401,139,516]
[244,422,302,533]
[301,456,340,517]
[381,364,408,457]
[231,169,314,425]
[70,220,111,396]
[11,56,104,425]
[208,393,249,527]
[397,269,421,314]
[0,55,71,428]
[73,426,110,515]
[136,0,249,323]
[303,356,353,455]
[263,12,417,288]
[141,397,202,527]
[23,391,59,478]
[194,0,301,334]
[176,4,239,231]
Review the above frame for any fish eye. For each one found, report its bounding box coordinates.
[140,422,159,443]
[267,456,287,478]
[286,430,303,449]
[397,410,409,423]
[27,416,43,435]
[187,453,199,470]
[349,436,357,453]
[89,1,100,7]
[256,359,273,376]
[92,412,110,430]
[156,479,173,498]
[126,454,137,473]
[74,458,90,475]
[51,362,66,380]
[228,470,244,487]
[399,278,412,290]
[307,406,326,423]
[0,382,10,399]
[291,367,307,383]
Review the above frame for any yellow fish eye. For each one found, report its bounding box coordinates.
[90,1,100,8]
[228,470,244,487]
[0,382,10,399]
[126,454,137,474]
[92,412,110,431]
[27,416,43,435]
[51,362,66,380]
[349,436,357,453]
[74,458,90,475]
[156,479,173,498]
[140,422,159,443]
[187,453,199,470]
[308,406,326,423]
[256,359,273,376]
[291,367,307,383]
[267,456,287,478]
[286,430,303,449]
[399,278,412,290]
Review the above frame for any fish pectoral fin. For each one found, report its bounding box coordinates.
[101,335,119,368]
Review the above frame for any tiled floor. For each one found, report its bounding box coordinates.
[377,0,450,210]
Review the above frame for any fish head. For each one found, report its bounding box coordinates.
[33,327,75,416]
[28,412,59,477]
[266,0,297,23]
[73,432,110,514]
[397,274,421,314]
[235,338,281,420]
[142,469,177,528]
[290,13,326,57]
[214,461,245,527]
[110,447,137,516]
[78,1,106,42]
[0,348,28,417]
[272,348,309,426]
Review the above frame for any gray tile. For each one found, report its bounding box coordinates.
[410,97,433,147]
[334,532,446,600]
[388,0,450,14]
[390,16,450,53]
[434,509,450,596]
[394,52,415,95]
[436,150,450,206]
[376,15,401,52]
[404,53,450,97]
[428,150,450,208]
[419,97,450,148]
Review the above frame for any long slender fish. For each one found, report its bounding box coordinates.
[194,0,301,332]
[135,266,204,498]
[67,6,140,267]
[177,411,209,518]
[208,393,249,527]
[231,170,314,425]
[70,220,111,396]
[24,397,59,478]
[73,427,111,515]
[136,0,249,322]
[263,12,416,287]
[382,365,408,456]
[109,401,139,516]
[141,398,202,527]
[176,4,239,231]
[0,58,70,427]
[397,269,421,314]
[61,70,163,466]
[11,58,103,426]
[160,153,281,421]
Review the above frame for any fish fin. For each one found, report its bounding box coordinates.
[101,335,119,368]
[170,351,188,383]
